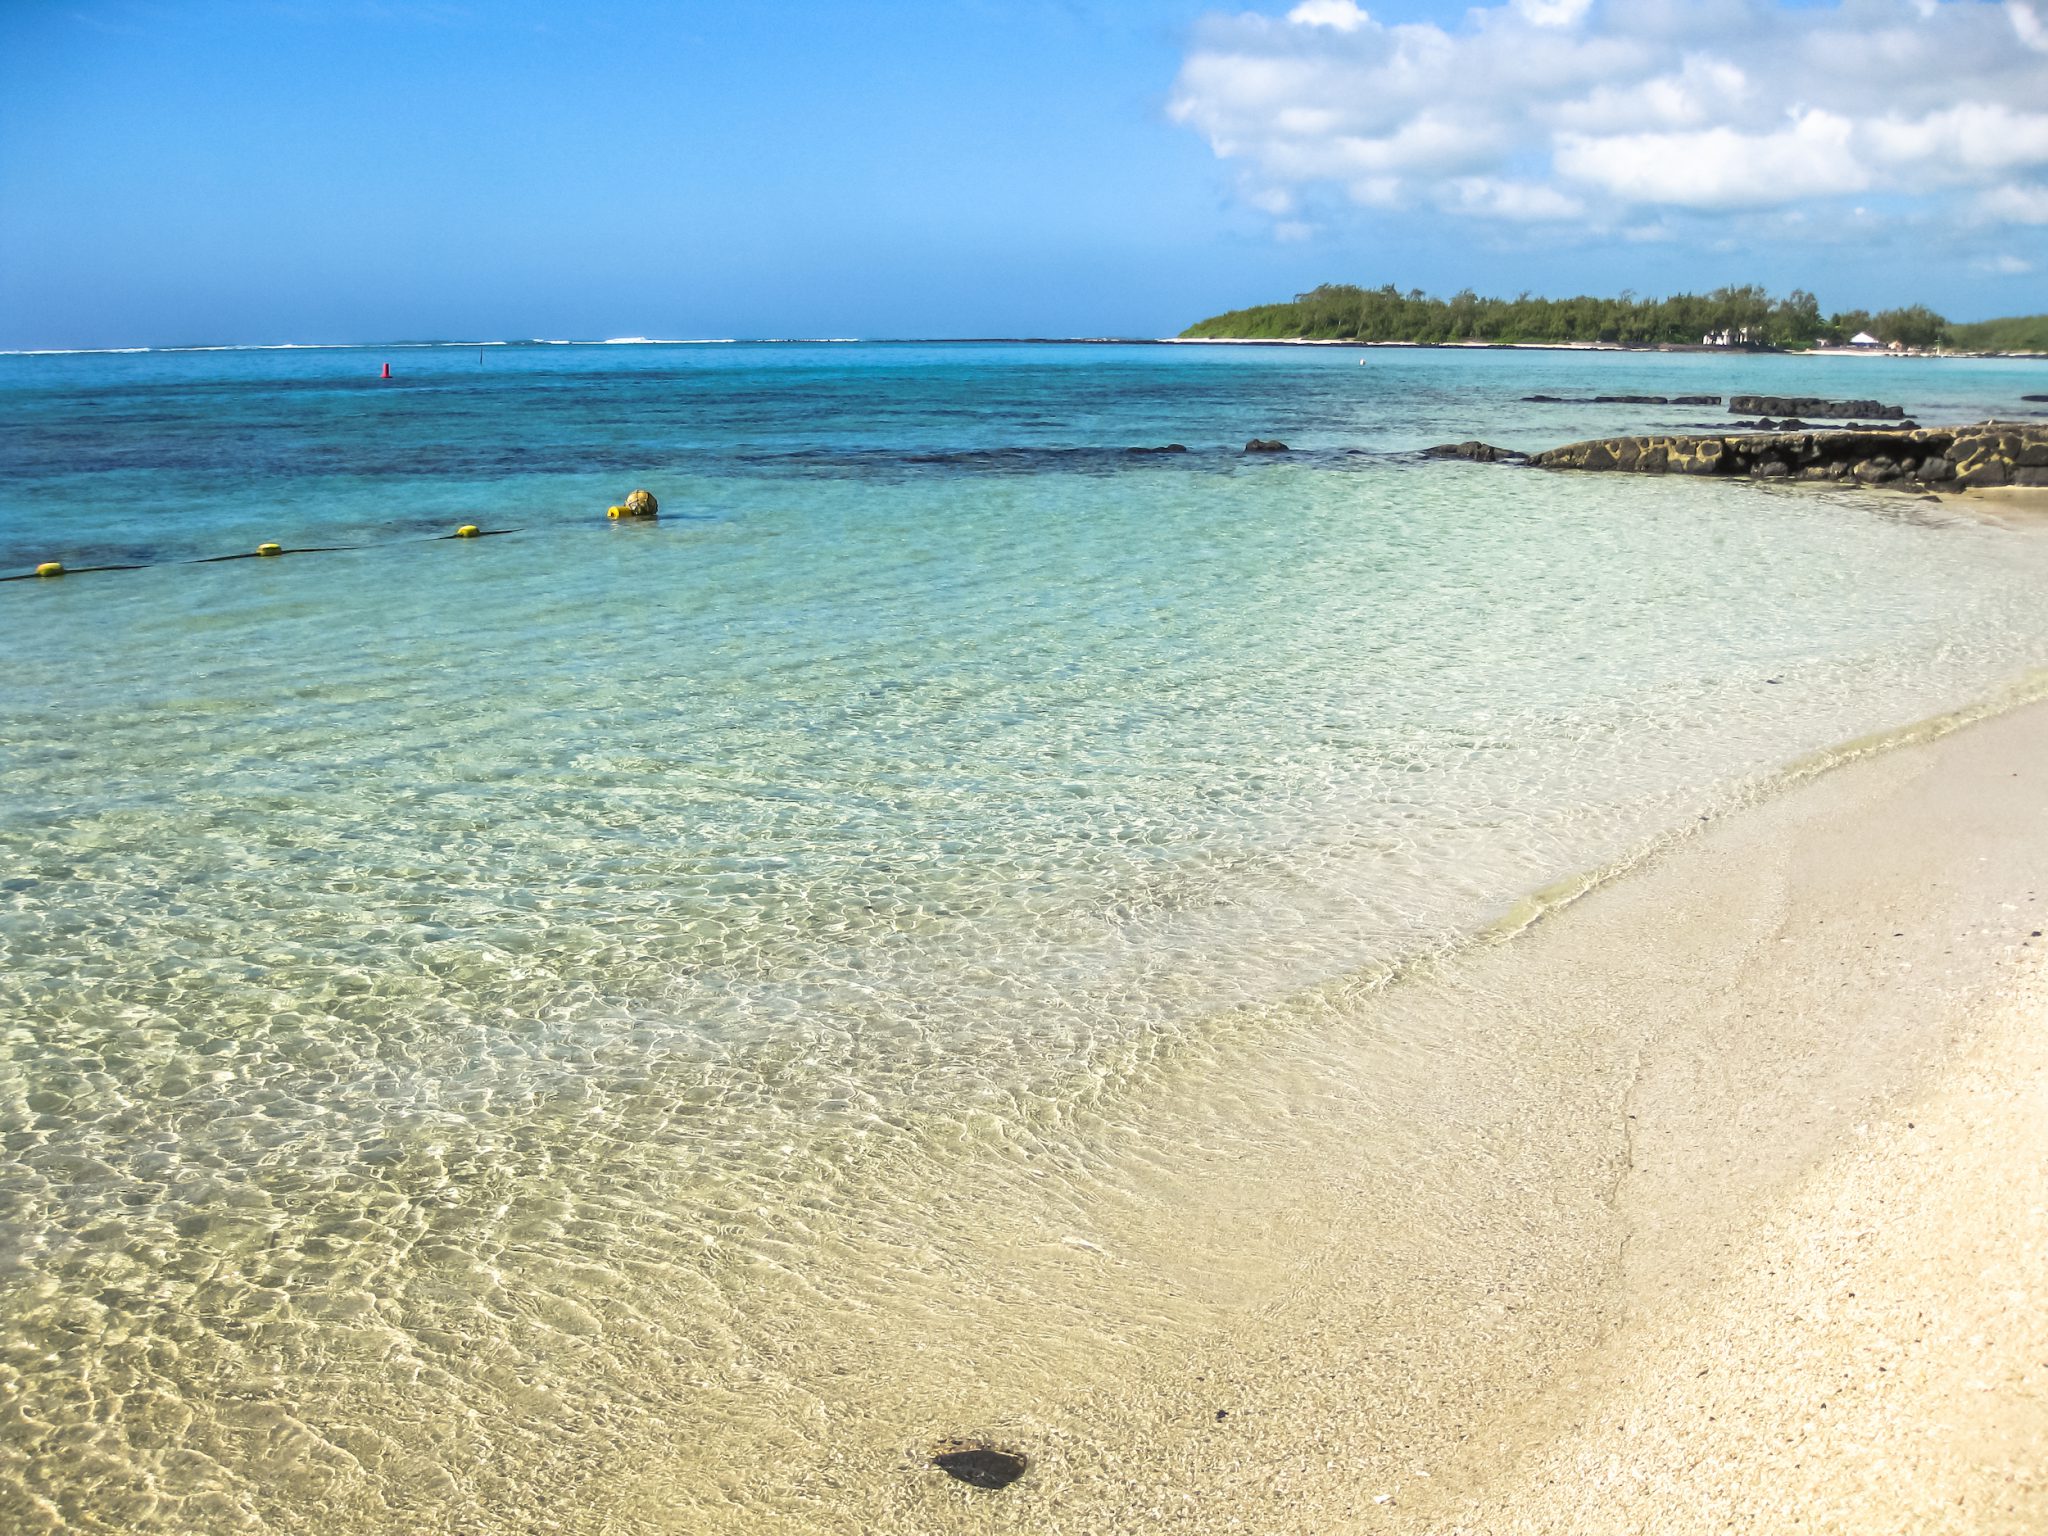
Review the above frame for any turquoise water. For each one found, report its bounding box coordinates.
[4,342,2048,1532]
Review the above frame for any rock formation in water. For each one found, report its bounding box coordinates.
[1425,441,1527,462]
[1243,438,1289,453]
[1523,394,1722,406]
[1529,422,2048,488]
[1726,396,1906,420]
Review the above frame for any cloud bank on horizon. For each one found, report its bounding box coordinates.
[1171,0,2048,269]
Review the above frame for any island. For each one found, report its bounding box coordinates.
[1179,283,2048,354]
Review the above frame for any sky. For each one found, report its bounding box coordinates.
[1,0,2044,347]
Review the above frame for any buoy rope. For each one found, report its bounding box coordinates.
[0,526,522,584]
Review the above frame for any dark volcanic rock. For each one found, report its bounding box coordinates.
[1127,444,1188,454]
[2023,395,2048,403]
[1727,395,1905,420]
[1424,440,1526,463]
[1529,421,2046,491]
[930,1440,1028,1490]
[1243,438,1289,453]
[1520,393,1723,406]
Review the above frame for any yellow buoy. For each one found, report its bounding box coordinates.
[607,505,626,520]
[256,543,282,557]
[35,561,63,578]
[456,524,480,538]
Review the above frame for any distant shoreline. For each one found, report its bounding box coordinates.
[7,335,2045,358]
[1162,336,2048,359]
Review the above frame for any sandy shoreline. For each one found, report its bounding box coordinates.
[1358,693,2048,1533]
[786,689,2048,1535]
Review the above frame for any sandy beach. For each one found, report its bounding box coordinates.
[827,688,2048,1535]
[1240,690,2048,1534]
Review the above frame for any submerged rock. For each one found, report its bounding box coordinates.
[929,1439,1028,1490]
[1127,444,1189,454]
[1521,394,1722,406]
[1727,395,1906,421]
[1243,438,1289,453]
[1424,440,1526,463]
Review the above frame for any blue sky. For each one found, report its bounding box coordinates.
[2,0,2044,347]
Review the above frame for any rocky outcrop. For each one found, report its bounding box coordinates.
[1127,444,1188,454]
[1425,440,1527,462]
[1736,418,1919,432]
[1244,438,1289,453]
[1727,395,1905,420]
[1529,422,2048,488]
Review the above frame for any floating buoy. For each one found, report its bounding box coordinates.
[455,524,480,538]
[256,543,282,557]
[607,505,626,520]
[621,488,658,518]
[35,561,63,578]
[381,363,391,380]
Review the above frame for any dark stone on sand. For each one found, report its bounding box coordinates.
[930,1439,1029,1490]
[1727,395,1905,421]
[1424,440,1526,463]
[1243,438,1288,453]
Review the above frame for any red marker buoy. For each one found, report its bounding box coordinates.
[381,362,391,379]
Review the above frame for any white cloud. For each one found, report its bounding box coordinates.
[2010,1,2048,49]
[1975,252,2035,271]
[1556,111,1869,210]
[1863,103,2048,173]
[1513,0,1593,24]
[1438,176,1586,220]
[1171,0,2048,228]
[1287,0,1368,30]
[1980,183,2048,222]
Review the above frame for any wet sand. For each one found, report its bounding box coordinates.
[819,690,2048,1534]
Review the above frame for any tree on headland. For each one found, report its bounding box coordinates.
[1180,285,1959,349]
[1869,305,1950,349]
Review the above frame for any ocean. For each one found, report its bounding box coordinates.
[4,340,2048,1532]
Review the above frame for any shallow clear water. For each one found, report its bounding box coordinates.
[4,342,2048,1531]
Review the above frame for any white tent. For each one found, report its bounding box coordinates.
[1849,331,1882,347]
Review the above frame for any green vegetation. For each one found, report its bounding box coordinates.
[1948,313,2048,353]
[1180,285,2046,352]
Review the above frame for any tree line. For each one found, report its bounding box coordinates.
[1179,285,1963,349]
